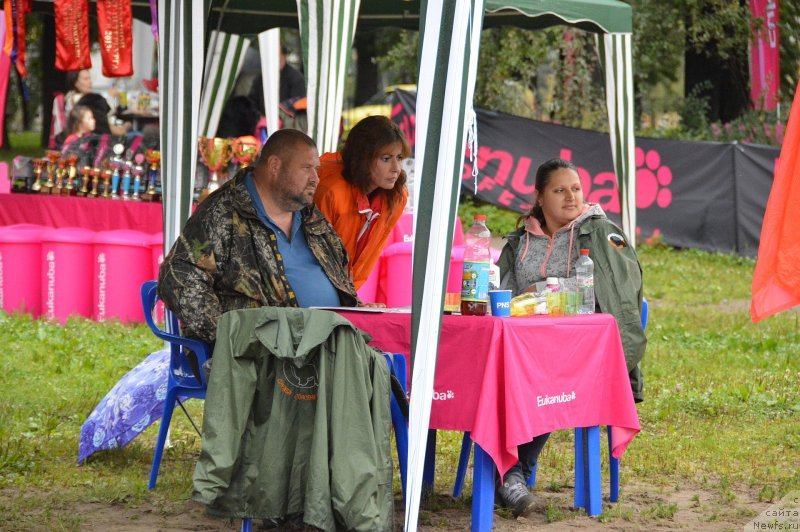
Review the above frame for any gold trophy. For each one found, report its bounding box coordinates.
[43,151,60,194]
[54,159,67,194]
[197,137,233,195]
[143,149,161,201]
[102,167,113,198]
[90,167,101,197]
[231,137,260,170]
[79,166,92,196]
[31,159,45,192]
[62,153,79,196]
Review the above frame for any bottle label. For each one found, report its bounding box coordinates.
[461,260,490,302]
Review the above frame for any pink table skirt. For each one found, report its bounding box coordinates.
[0,193,163,233]
[338,311,640,477]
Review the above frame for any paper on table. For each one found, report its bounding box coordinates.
[310,306,411,313]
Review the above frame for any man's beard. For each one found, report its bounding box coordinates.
[275,166,314,211]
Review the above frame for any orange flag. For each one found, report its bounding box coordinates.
[751,82,800,322]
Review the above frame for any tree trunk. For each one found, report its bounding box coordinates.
[40,14,66,149]
[684,1,750,124]
[685,42,749,124]
[353,31,379,106]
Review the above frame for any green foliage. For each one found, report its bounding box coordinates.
[375,30,419,84]
[457,196,520,238]
[373,1,796,143]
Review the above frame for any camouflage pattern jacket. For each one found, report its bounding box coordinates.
[158,167,359,346]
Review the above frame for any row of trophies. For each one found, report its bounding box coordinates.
[197,136,260,195]
[24,145,162,201]
[13,135,260,202]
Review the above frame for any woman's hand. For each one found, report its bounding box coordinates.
[358,301,386,308]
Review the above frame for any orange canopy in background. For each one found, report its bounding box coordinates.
[750,82,800,322]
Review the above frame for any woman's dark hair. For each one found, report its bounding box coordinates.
[67,105,91,135]
[522,157,578,227]
[65,71,81,92]
[76,93,112,135]
[341,115,410,209]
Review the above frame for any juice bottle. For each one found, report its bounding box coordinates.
[460,215,491,315]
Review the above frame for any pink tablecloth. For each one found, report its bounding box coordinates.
[338,311,640,477]
[0,193,163,233]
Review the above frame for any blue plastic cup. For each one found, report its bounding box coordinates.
[489,289,512,317]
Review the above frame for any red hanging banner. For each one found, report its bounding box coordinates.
[96,0,133,77]
[54,0,91,71]
[3,0,31,78]
[749,0,780,110]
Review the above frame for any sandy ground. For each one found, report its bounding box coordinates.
[56,478,770,531]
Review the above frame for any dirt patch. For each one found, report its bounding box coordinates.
[51,480,769,531]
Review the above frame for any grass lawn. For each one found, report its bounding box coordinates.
[0,136,798,528]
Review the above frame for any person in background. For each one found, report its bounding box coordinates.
[64,70,131,136]
[158,129,382,349]
[61,105,96,149]
[249,45,306,116]
[313,116,409,290]
[494,157,646,518]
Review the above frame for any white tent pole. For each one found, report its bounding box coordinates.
[602,32,637,245]
[407,1,484,530]
[258,29,281,137]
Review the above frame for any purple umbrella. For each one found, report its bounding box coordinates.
[79,348,172,463]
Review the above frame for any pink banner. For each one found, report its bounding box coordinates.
[749,0,780,110]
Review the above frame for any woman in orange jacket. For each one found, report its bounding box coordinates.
[315,115,410,290]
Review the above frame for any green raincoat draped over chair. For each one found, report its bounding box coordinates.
[192,307,393,532]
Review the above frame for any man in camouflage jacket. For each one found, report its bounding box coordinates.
[158,129,360,347]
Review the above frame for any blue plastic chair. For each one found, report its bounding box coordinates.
[140,280,210,490]
[384,353,410,499]
[451,298,650,506]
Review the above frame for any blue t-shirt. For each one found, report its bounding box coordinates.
[245,174,341,308]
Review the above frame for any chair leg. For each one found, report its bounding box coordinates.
[471,443,495,532]
[389,386,408,499]
[608,426,619,502]
[149,387,177,490]
[574,427,602,516]
[527,462,537,488]
[384,353,409,499]
[423,429,437,495]
[453,431,472,497]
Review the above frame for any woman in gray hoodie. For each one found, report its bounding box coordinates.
[494,157,646,518]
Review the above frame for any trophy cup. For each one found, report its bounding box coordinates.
[232,137,260,171]
[53,159,68,195]
[120,154,134,200]
[62,153,79,196]
[31,159,45,192]
[102,167,113,198]
[90,167,101,197]
[143,149,160,202]
[109,143,125,199]
[78,166,92,196]
[131,153,145,201]
[43,151,60,194]
[198,137,233,194]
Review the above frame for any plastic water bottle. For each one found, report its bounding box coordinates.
[576,249,595,314]
[461,214,492,316]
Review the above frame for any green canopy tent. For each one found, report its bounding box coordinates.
[154,4,635,530]
[29,0,634,528]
